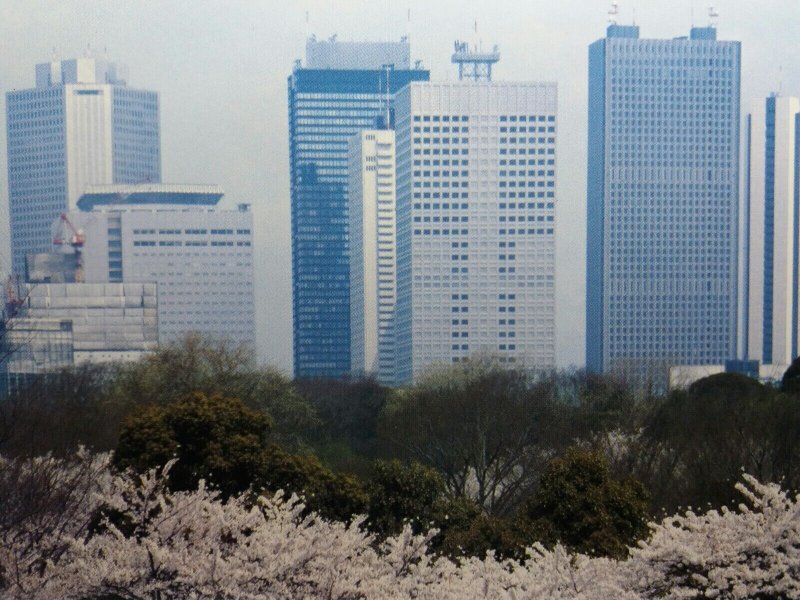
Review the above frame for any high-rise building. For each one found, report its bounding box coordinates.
[586,25,741,381]
[60,184,256,348]
[288,38,429,378]
[348,129,397,384]
[6,56,160,278]
[744,94,800,367]
[393,82,558,384]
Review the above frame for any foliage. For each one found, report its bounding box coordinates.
[113,392,273,498]
[378,359,567,516]
[520,448,650,559]
[365,459,481,543]
[782,355,800,393]
[0,363,121,456]
[260,444,369,523]
[635,372,800,513]
[2,450,798,599]
[113,333,319,450]
[298,376,394,476]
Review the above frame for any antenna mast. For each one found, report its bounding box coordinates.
[608,1,619,25]
[708,5,719,27]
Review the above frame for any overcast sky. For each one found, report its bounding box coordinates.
[1,0,799,374]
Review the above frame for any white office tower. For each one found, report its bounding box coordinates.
[394,82,557,383]
[744,95,800,367]
[60,184,256,349]
[349,130,397,384]
[6,57,160,278]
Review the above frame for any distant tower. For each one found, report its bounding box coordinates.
[5,57,160,279]
[586,23,741,385]
[288,38,429,378]
[451,40,500,81]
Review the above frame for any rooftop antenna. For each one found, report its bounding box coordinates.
[632,7,636,25]
[608,1,619,25]
[451,37,500,81]
[708,5,719,27]
[51,47,57,62]
[305,10,309,42]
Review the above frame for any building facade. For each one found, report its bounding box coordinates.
[744,95,800,366]
[61,184,256,348]
[348,129,397,384]
[394,82,557,384]
[288,38,429,378]
[1,282,158,396]
[6,57,160,278]
[586,25,741,381]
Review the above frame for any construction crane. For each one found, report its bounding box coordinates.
[3,274,24,318]
[52,212,86,283]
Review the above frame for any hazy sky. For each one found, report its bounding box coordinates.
[1,0,799,374]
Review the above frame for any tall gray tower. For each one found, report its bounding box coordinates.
[6,56,160,279]
[586,23,741,384]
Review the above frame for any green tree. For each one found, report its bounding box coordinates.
[635,372,800,513]
[112,334,319,450]
[782,355,800,394]
[519,448,650,559]
[297,376,393,474]
[364,459,481,545]
[113,392,273,498]
[260,444,368,523]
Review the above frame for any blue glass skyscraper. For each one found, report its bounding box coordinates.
[586,25,741,381]
[288,39,428,378]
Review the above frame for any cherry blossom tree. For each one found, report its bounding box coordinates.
[1,450,797,599]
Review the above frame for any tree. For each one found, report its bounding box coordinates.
[635,372,800,513]
[0,362,121,457]
[520,448,650,559]
[378,359,567,516]
[113,333,319,451]
[782,355,800,393]
[365,459,480,541]
[297,376,393,473]
[4,449,798,599]
[260,444,368,523]
[113,392,273,498]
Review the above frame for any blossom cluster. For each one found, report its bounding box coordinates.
[0,452,797,599]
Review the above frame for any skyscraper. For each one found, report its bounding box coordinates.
[6,56,160,279]
[744,94,800,367]
[393,82,557,384]
[348,129,397,384]
[288,38,428,378]
[586,25,741,380]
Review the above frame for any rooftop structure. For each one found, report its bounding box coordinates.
[305,37,411,69]
[451,40,500,81]
[77,184,224,211]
